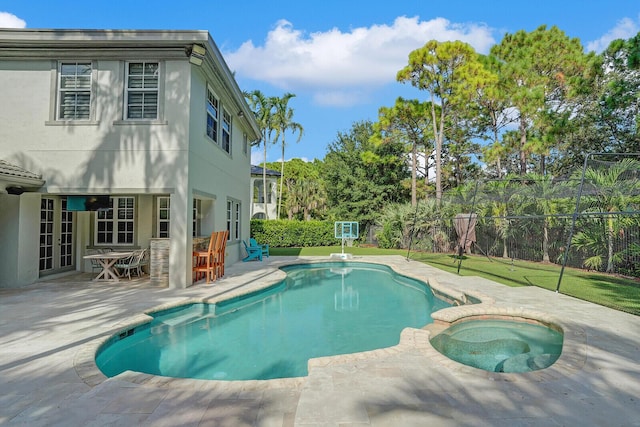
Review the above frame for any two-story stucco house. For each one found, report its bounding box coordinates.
[0,28,260,289]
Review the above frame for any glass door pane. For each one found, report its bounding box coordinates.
[39,197,76,274]
[39,198,55,271]
[60,199,74,267]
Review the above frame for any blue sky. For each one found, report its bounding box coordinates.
[2,1,639,165]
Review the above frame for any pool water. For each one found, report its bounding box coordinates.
[96,262,451,380]
[430,319,563,373]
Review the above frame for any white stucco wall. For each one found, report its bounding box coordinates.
[0,194,42,287]
[0,59,190,193]
[0,31,257,289]
[16,194,42,285]
[0,194,20,287]
[186,65,252,271]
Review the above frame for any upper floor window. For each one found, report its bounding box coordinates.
[252,180,274,203]
[221,109,231,154]
[125,62,159,120]
[206,87,219,143]
[58,62,92,120]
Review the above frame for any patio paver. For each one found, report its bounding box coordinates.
[1,256,639,426]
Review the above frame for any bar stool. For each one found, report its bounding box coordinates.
[193,232,217,283]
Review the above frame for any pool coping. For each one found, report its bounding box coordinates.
[74,257,587,390]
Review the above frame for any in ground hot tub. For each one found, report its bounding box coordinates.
[430,318,563,373]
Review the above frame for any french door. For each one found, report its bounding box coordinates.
[39,197,75,275]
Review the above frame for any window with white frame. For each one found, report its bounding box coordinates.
[227,199,241,241]
[125,62,159,119]
[221,109,231,154]
[234,201,241,240]
[155,197,201,237]
[206,87,219,143]
[95,197,135,245]
[157,196,170,238]
[226,200,232,240]
[58,62,92,120]
[193,199,202,237]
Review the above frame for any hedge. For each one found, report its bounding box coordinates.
[250,219,337,247]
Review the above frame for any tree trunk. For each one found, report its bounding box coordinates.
[607,216,614,272]
[431,98,443,205]
[278,137,286,219]
[503,234,509,258]
[494,126,502,179]
[542,222,550,262]
[519,116,527,175]
[263,142,268,220]
[411,143,417,206]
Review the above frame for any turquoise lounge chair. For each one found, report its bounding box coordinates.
[242,240,263,262]
[249,238,269,258]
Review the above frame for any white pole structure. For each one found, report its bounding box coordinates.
[331,221,359,260]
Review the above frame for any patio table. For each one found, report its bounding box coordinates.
[83,251,134,281]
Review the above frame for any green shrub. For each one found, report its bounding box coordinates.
[376,221,400,249]
[250,220,337,247]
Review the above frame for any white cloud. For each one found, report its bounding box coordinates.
[586,15,640,52]
[313,89,371,107]
[251,149,265,165]
[225,16,495,107]
[0,12,26,28]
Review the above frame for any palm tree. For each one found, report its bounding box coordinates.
[285,178,326,221]
[521,173,570,262]
[478,178,521,259]
[573,158,640,272]
[375,199,449,251]
[244,90,275,219]
[272,93,304,219]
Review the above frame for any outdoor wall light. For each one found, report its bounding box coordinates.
[238,111,245,118]
[6,186,25,195]
[188,44,206,66]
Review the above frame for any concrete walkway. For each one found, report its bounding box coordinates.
[1,256,639,426]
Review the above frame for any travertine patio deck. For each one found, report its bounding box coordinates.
[1,256,639,426]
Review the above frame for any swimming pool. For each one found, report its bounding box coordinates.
[96,262,451,380]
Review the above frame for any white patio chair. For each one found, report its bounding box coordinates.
[115,249,150,279]
[85,249,102,273]
[136,248,150,276]
[113,251,139,280]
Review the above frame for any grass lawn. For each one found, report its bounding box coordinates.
[270,246,640,316]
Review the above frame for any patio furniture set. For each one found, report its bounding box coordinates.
[84,234,269,284]
[83,248,150,282]
[192,233,269,283]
